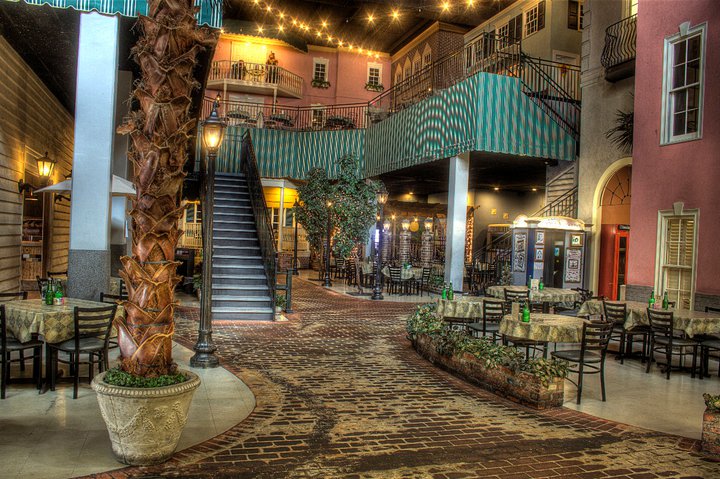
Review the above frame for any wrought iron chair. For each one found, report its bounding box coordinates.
[551,320,614,404]
[469,300,504,342]
[0,292,30,371]
[387,266,405,295]
[1,303,43,399]
[49,304,117,399]
[699,306,720,377]
[603,300,647,364]
[646,309,700,379]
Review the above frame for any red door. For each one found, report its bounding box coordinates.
[611,230,629,300]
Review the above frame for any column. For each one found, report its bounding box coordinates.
[110,70,133,277]
[444,153,470,291]
[67,12,119,299]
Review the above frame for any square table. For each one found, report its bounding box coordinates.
[500,313,588,344]
[5,298,124,392]
[436,296,499,320]
[578,300,720,338]
[486,285,581,309]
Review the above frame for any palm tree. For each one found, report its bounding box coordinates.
[116,0,216,377]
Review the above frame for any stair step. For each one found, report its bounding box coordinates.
[211,309,275,321]
[214,202,251,209]
[213,264,265,272]
[212,286,270,297]
[215,219,255,225]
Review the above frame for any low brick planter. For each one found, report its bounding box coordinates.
[702,408,720,456]
[413,334,564,409]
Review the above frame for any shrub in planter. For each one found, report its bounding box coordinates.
[407,304,568,408]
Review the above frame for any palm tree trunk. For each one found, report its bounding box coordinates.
[116,0,216,377]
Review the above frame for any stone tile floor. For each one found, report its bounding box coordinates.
[79,278,720,479]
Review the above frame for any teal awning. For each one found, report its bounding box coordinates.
[7,0,222,28]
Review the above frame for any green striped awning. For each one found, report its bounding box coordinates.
[9,0,222,28]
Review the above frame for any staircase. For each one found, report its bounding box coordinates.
[211,172,274,321]
[545,163,577,206]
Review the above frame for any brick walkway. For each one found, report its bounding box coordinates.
[85,279,720,479]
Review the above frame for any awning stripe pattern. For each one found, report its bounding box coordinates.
[10,0,222,28]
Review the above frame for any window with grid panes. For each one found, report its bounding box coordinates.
[368,65,381,85]
[424,52,432,66]
[662,24,705,144]
[657,211,698,310]
[313,59,327,81]
[525,1,546,37]
[311,105,325,128]
[414,60,421,74]
[568,1,584,31]
[497,14,522,45]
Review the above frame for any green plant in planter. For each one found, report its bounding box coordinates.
[311,78,331,89]
[365,82,384,92]
[275,294,287,310]
[704,393,720,412]
[192,273,202,291]
[104,368,187,388]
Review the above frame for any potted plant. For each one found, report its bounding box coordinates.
[365,82,384,92]
[311,77,331,89]
[274,294,287,321]
[702,393,720,456]
[91,0,214,466]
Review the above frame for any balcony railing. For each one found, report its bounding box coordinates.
[202,97,370,131]
[209,61,304,98]
[601,15,637,81]
[179,222,202,249]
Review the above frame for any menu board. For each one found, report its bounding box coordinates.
[513,232,527,273]
[565,248,582,283]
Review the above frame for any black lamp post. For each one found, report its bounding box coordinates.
[191,95,226,369]
[292,198,299,275]
[372,186,389,300]
[324,200,333,288]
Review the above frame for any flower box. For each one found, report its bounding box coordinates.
[365,83,384,92]
[412,334,564,409]
[311,79,331,89]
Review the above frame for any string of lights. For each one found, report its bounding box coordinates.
[243,0,484,57]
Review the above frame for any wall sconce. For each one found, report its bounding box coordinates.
[401,219,410,231]
[54,194,70,204]
[424,217,433,232]
[383,220,391,231]
[36,151,57,179]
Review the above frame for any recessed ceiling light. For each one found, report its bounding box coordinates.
[493,187,500,191]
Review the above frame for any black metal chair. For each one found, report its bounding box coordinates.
[418,267,431,297]
[49,304,117,399]
[387,266,405,294]
[1,304,43,399]
[699,307,720,377]
[603,300,647,364]
[503,288,529,313]
[0,292,30,370]
[646,309,700,379]
[552,320,614,404]
[333,257,346,279]
[469,300,504,342]
[36,276,50,293]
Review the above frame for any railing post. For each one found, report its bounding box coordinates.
[285,268,293,314]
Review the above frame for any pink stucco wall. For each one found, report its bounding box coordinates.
[208,36,390,107]
[628,0,720,295]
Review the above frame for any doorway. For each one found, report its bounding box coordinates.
[597,166,632,299]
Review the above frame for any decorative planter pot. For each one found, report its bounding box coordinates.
[702,408,720,456]
[91,370,201,465]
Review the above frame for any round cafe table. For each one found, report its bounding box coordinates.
[500,313,587,344]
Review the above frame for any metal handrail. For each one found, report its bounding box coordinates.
[209,60,303,97]
[203,97,369,131]
[601,15,637,70]
[240,132,277,300]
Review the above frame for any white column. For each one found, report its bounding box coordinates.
[67,12,119,299]
[444,153,470,291]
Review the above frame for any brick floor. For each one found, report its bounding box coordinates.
[81,279,720,479]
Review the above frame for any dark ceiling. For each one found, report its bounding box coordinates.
[225,0,515,54]
[379,152,553,197]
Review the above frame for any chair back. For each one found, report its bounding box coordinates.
[47,270,68,279]
[706,306,720,314]
[603,301,627,326]
[504,289,529,302]
[421,267,431,283]
[483,300,505,322]
[73,305,117,350]
[336,257,346,270]
[573,288,593,303]
[0,305,7,353]
[100,292,126,304]
[389,266,402,282]
[0,292,28,302]
[647,309,674,337]
[119,279,128,298]
[581,320,614,358]
[36,276,50,293]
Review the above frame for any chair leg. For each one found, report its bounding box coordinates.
[1,352,7,399]
[34,347,42,391]
[600,360,607,402]
[576,362,584,405]
[692,345,698,379]
[645,336,654,374]
[50,349,57,391]
[19,350,25,372]
[665,345,671,380]
[73,352,80,399]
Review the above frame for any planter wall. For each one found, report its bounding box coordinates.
[702,408,720,456]
[413,334,564,409]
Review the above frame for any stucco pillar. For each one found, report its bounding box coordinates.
[67,12,119,299]
[444,153,470,291]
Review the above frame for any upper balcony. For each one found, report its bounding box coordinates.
[207,61,304,99]
[601,15,637,83]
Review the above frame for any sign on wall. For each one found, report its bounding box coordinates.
[564,248,583,283]
[513,232,527,273]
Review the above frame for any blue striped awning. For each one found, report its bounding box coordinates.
[6,0,222,28]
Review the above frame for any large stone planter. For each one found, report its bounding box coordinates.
[413,334,564,409]
[91,370,201,465]
[702,408,720,456]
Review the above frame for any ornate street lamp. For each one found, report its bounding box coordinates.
[372,186,389,300]
[36,151,57,179]
[324,200,333,288]
[191,95,226,369]
[424,217,433,232]
[292,197,300,275]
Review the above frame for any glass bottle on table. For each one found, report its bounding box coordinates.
[662,291,669,310]
[45,279,54,305]
[441,283,447,300]
[448,282,454,300]
[54,281,64,305]
[522,301,530,322]
[648,290,656,309]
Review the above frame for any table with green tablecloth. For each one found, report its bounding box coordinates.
[437,296,499,319]
[486,285,580,307]
[500,313,588,344]
[578,300,720,338]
